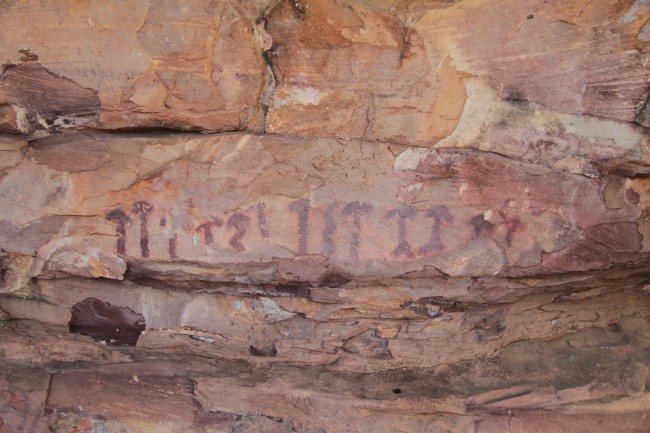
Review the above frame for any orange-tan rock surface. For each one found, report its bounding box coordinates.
[1,0,650,432]
[0,0,271,133]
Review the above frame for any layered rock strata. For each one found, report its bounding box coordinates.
[1,0,650,432]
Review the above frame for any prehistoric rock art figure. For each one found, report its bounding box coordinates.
[227,212,251,251]
[419,206,453,254]
[2,0,650,431]
[131,201,153,258]
[386,206,418,258]
[321,204,338,255]
[289,199,310,255]
[196,217,224,245]
[105,208,131,255]
[256,202,270,238]
[343,201,372,261]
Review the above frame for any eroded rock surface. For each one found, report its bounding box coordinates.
[2,132,649,283]
[1,0,650,432]
[0,0,271,132]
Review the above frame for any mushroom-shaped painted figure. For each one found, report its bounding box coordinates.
[131,201,154,258]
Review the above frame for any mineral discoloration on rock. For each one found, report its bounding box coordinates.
[68,297,145,346]
[418,0,650,122]
[263,0,468,144]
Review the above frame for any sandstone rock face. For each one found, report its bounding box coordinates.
[0,0,271,133]
[1,1,650,432]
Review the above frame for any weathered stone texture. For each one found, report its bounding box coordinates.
[0,0,271,133]
[1,0,650,432]
[2,132,648,284]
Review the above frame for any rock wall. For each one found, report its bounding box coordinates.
[1,1,650,432]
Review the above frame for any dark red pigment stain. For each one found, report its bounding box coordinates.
[470,214,495,239]
[105,208,131,255]
[419,206,452,254]
[289,199,310,255]
[498,200,526,246]
[227,212,251,251]
[196,216,224,245]
[256,202,270,237]
[0,257,7,289]
[169,233,178,259]
[503,215,524,246]
[343,201,372,261]
[386,206,417,258]
[160,217,179,259]
[625,187,640,204]
[68,297,145,346]
[131,201,153,257]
